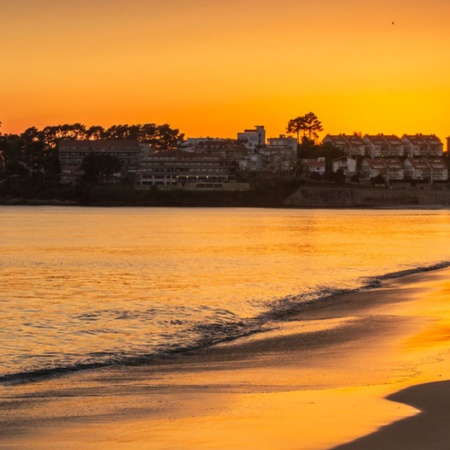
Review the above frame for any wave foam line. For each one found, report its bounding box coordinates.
[2,260,450,386]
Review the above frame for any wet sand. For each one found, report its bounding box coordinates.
[2,269,450,449]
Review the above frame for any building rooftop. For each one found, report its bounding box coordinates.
[59,140,140,152]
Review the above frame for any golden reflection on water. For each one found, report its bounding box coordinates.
[3,260,450,449]
[2,207,450,377]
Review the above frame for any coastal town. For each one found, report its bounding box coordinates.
[58,126,449,190]
[1,119,450,206]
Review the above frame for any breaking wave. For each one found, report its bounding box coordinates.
[2,260,449,386]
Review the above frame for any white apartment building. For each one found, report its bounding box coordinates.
[237,126,266,150]
[332,156,357,176]
[239,153,264,171]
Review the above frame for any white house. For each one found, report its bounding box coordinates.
[332,156,357,176]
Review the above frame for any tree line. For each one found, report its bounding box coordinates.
[0,122,184,193]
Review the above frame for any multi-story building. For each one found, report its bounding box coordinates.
[403,158,448,181]
[401,134,443,157]
[138,151,229,187]
[260,147,296,172]
[325,133,444,159]
[362,135,387,158]
[237,126,266,150]
[363,135,404,158]
[263,135,298,172]
[322,134,366,157]
[59,140,141,184]
[380,135,404,157]
[238,135,297,173]
[267,135,297,154]
[239,153,264,171]
[193,140,249,170]
[361,158,404,181]
[427,158,448,181]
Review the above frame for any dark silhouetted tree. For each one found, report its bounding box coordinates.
[334,168,346,184]
[287,112,323,143]
[81,153,121,184]
[372,174,386,186]
[86,125,105,140]
[310,171,322,181]
[102,123,184,151]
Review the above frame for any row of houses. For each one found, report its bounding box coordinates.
[323,134,444,158]
[302,156,448,182]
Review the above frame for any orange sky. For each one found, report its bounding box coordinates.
[1,0,450,145]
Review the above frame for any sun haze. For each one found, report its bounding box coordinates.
[1,0,450,142]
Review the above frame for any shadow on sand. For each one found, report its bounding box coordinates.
[332,379,450,449]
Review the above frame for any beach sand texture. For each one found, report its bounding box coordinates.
[1,269,450,449]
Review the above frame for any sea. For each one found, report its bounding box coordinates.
[1,206,450,384]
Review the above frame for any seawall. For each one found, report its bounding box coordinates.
[284,186,450,208]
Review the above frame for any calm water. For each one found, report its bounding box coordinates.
[1,206,450,381]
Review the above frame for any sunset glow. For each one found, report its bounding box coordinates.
[2,0,450,142]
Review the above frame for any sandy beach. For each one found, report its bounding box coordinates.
[2,268,450,449]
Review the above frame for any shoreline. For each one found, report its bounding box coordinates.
[1,199,450,211]
[2,268,450,448]
[2,183,450,209]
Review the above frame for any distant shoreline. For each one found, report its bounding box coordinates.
[2,185,450,208]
